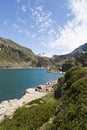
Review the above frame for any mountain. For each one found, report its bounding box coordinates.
[53,43,87,63]
[61,52,87,72]
[0,37,87,69]
[77,52,87,67]
[52,43,87,71]
[0,37,38,68]
[0,38,37,68]
[71,43,87,57]
[0,37,55,69]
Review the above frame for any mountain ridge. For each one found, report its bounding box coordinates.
[0,37,87,69]
[52,43,87,66]
[0,37,37,68]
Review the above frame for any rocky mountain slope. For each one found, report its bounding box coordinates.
[0,37,37,68]
[71,43,87,57]
[0,37,56,69]
[52,43,87,71]
[61,51,87,72]
[0,37,87,69]
[53,43,87,64]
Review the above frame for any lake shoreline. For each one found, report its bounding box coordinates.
[0,80,57,121]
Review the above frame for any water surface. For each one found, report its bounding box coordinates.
[0,68,63,102]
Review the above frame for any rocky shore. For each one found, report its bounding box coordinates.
[0,80,57,121]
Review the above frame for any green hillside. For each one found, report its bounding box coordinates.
[0,37,56,69]
[0,93,58,130]
[62,52,87,72]
[0,37,87,70]
[0,67,87,130]
[52,43,87,68]
[46,67,87,130]
[0,37,37,68]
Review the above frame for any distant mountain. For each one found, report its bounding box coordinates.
[0,37,37,68]
[0,37,87,69]
[53,43,87,64]
[60,43,87,72]
[0,37,55,68]
[71,43,87,57]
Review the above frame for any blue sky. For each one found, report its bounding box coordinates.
[0,0,87,57]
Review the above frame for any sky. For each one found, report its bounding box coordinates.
[0,0,87,57]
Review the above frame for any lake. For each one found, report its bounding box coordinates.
[0,68,63,102]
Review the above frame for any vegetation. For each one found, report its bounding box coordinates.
[77,53,87,67]
[62,59,76,72]
[46,67,87,130]
[61,52,87,72]
[36,56,54,68]
[0,93,58,130]
[0,65,87,130]
[0,37,87,129]
[53,43,87,71]
[0,37,38,68]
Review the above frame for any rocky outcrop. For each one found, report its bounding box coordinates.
[35,80,57,92]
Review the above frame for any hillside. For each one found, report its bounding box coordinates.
[62,52,87,72]
[53,43,87,65]
[0,37,87,70]
[71,43,87,57]
[0,37,56,69]
[0,67,87,130]
[0,37,38,68]
[77,52,87,67]
[52,43,87,72]
[46,67,87,129]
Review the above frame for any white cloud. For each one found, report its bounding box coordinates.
[36,6,43,11]
[14,2,58,44]
[16,0,21,3]
[30,6,57,37]
[13,23,30,36]
[17,16,26,24]
[21,5,27,12]
[13,23,20,29]
[18,29,30,36]
[3,20,9,26]
[43,0,87,55]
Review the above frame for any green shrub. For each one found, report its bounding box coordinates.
[0,94,58,130]
[46,67,87,130]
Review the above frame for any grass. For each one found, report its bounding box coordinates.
[45,67,87,130]
[0,93,59,130]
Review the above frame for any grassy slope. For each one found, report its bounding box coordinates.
[0,38,37,67]
[0,93,59,130]
[46,67,87,130]
[0,67,87,130]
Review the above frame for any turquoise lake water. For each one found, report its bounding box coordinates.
[0,68,63,102]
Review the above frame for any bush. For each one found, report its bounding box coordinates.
[0,94,58,130]
[46,67,87,130]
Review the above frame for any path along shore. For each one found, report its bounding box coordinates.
[0,80,57,121]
